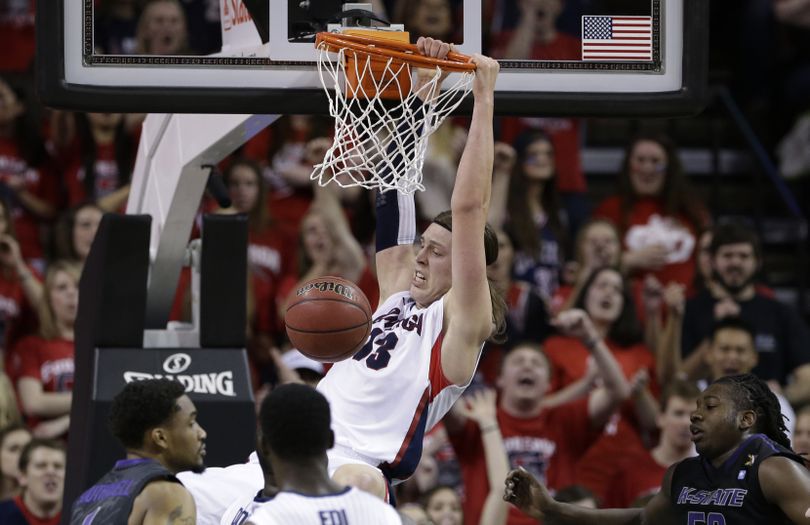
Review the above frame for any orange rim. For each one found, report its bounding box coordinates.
[316,32,476,73]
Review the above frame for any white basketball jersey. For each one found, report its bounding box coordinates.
[219,490,273,525]
[317,291,475,482]
[245,487,402,525]
[178,452,264,525]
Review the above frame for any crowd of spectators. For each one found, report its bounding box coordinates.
[1,0,810,523]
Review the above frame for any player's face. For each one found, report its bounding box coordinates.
[690,384,745,460]
[412,224,452,308]
[49,270,79,327]
[19,447,65,506]
[497,345,551,402]
[425,486,463,525]
[227,164,260,212]
[0,428,31,480]
[522,138,555,181]
[707,328,758,379]
[73,205,103,260]
[628,140,667,197]
[659,396,696,451]
[792,412,810,456]
[584,268,624,325]
[581,222,621,269]
[164,395,207,474]
[712,243,757,294]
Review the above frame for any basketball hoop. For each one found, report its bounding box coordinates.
[313,31,476,195]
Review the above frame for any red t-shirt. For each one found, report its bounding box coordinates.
[0,267,39,358]
[11,336,74,429]
[63,142,127,206]
[594,195,704,290]
[0,138,59,261]
[11,495,60,525]
[574,424,668,507]
[0,1,36,72]
[449,401,598,525]
[12,336,75,392]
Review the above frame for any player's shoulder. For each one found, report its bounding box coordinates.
[140,478,192,505]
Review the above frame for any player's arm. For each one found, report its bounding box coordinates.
[759,455,810,523]
[440,50,500,386]
[131,480,196,525]
[504,464,677,525]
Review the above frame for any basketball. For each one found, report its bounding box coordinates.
[285,276,373,363]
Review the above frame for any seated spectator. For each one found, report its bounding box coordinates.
[551,218,622,314]
[278,180,378,314]
[0,439,65,524]
[0,0,35,72]
[51,203,103,265]
[445,311,631,525]
[681,222,810,405]
[578,380,699,508]
[136,0,193,55]
[0,197,43,358]
[9,261,80,439]
[399,503,431,525]
[493,0,580,60]
[475,228,551,387]
[59,113,135,212]
[0,78,59,270]
[594,133,710,298]
[94,0,140,54]
[793,405,810,457]
[495,131,567,303]
[396,0,458,42]
[422,486,463,525]
[0,424,31,500]
[694,317,795,435]
[241,117,334,242]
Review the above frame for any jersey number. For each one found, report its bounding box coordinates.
[353,328,399,370]
[687,511,726,525]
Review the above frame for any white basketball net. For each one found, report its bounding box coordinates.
[314,40,474,195]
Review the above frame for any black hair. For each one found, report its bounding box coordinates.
[259,383,332,460]
[108,379,186,449]
[572,266,642,347]
[51,201,104,261]
[709,222,762,261]
[710,316,755,345]
[555,484,598,505]
[75,113,133,201]
[18,438,65,473]
[713,374,791,449]
[431,210,508,344]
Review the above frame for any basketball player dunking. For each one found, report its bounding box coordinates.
[504,374,810,524]
[316,38,505,500]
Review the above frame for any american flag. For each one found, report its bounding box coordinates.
[581,15,652,61]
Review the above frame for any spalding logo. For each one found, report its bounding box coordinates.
[296,280,355,300]
[163,353,192,374]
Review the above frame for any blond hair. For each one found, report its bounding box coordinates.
[38,260,82,340]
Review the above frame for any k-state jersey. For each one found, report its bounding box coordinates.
[219,490,273,525]
[245,487,402,525]
[317,291,477,482]
[670,434,805,524]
